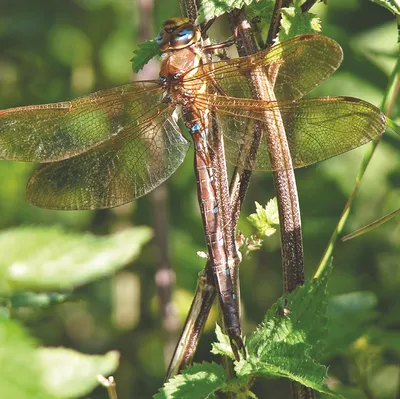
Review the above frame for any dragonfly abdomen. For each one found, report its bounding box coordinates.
[188,119,245,359]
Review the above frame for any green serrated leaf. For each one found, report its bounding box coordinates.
[154,362,225,399]
[278,6,321,42]
[235,262,340,396]
[0,226,152,295]
[131,39,161,72]
[211,323,236,359]
[196,0,255,24]
[246,0,275,19]
[252,261,331,359]
[370,0,400,15]
[39,348,119,399]
[0,318,56,399]
[236,341,341,396]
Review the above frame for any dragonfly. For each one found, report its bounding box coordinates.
[0,17,386,360]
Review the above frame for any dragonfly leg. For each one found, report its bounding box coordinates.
[201,17,216,36]
[203,38,236,53]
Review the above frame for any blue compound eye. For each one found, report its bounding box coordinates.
[156,33,163,44]
[175,27,193,42]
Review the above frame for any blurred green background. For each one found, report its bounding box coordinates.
[0,0,399,398]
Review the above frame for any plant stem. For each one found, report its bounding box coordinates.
[301,0,320,13]
[228,5,315,399]
[179,0,198,21]
[165,267,216,380]
[315,46,400,278]
[228,10,259,227]
[98,375,118,399]
[266,0,284,45]
[342,207,400,241]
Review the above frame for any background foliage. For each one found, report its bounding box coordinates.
[0,0,399,398]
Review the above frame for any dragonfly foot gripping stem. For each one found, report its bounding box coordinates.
[230,335,246,361]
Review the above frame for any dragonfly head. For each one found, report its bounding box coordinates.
[156,17,201,52]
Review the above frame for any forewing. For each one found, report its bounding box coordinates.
[0,81,164,162]
[188,34,342,101]
[27,111,189,209]
[208,96,386,171]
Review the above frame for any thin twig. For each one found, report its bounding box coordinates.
[341,208,400,241]
[266,0,284,46]
[98,375,118,399]
[228,9,259,230]
[301,0,320,13]
[165,267,216,380]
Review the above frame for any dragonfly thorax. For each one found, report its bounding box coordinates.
[159,46,202,82]
[156,18,209,109]
[158,45,204,108]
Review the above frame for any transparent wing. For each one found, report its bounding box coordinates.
[202,95,386,171]
[187,34,343,101]
[0,81,165,162]
[27,111,190,209]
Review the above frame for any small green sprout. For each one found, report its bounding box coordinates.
[247,198,279,237]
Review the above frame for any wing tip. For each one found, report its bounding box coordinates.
[295,33,343,68]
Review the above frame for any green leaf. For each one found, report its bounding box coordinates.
[0,318,55,399]
[247,199,279,237]
[131,39,161,72]
[9,291,71,308]
[235,262,341,396]
[387,117,400,135]
[196,0,254,24]
[39,348,119,399]
[325,292,378,358]
[154,362,225,399]
[246,0,275,20]
[211,323,236,360]
[0,226,152,295]
[369,0,400,15]
[236,342,334,395]
[246,0,275,41]
[279,6,321,42]
[0,306,9,319]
